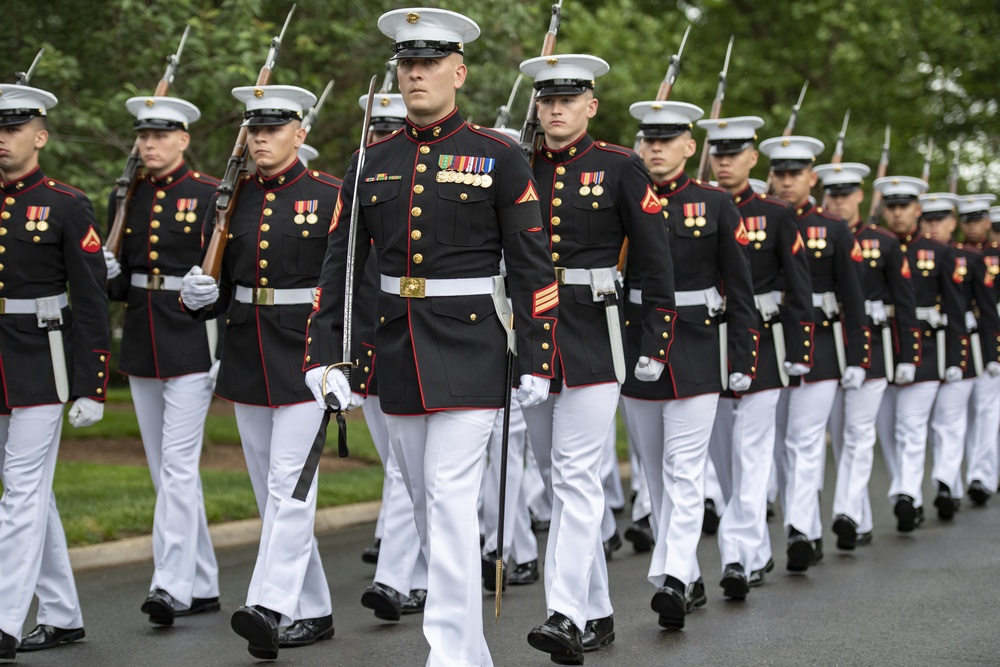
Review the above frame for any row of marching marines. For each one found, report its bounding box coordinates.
[1,6,998,667]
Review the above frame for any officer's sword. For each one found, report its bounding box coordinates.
[291,75,378,503]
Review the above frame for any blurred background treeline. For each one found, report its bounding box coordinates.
[9,0,1000,222]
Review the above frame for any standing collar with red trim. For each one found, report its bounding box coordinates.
[253,159,307,191]
[146,162,190,189]
[654,171,690,197]
[793,198,815,218]
[731,182,756,206]
[848,216,865,235]
[1,165,45,195]
[540,133,595,164]
[403,107,465,144]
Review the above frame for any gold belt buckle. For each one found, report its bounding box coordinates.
[254,287,275,305]
[147,275,164,290]
[554,267,566,285]
[399,277,426,298]
[0,298,5,315]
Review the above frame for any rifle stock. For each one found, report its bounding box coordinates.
[520,0,563,166]
[107,26,190,256]
[201,6,296,279]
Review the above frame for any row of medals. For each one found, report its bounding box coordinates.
[24,220,50,232]
[437,170,493,187]
[294,213,320,225]
[805,238,828,249]
[916,259,936,270]
[683,216,707,228]
[579,184,604,196]
[175,211,200,223]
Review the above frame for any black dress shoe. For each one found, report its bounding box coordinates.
[915,505,925,527]
[856,530,873,546]
[481,551,507,592]
[0,630,16,659]
[935,483,957,520]
[624,515,654,552]
[361,538,381,564]
[833,514,858,550]
[603,531,623,559]
[652,585,687,629]
[231,605,279,660]
[968,480,992,506]
[18,625,84,652]
[175,596,221,617]
[509,560,540,585]
[766,501,775,521]
[894,495,917,532]
[720,563,749,600]
[702,499,720,535]
[527,612,584,665]
[141,588,176,626]
[748,568,764,587]
[361,582,402,621]
[401,589,426,614]
[581,615,614,652]
[786,532,814,572]
[530,512,551,533]
[811,538,824,565]
[278,615,334,648]
[686,577,707,611]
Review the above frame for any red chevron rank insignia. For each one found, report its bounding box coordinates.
[851,240,864,262]
[641,185,662,214]
[80,225,102,253]
[734,219,750,246]
[515,182,539,205]
[791,231,804,255]
[533,281,559,315]
[329,197,343,233]
[312,287,322,311]
[901,256,911,278]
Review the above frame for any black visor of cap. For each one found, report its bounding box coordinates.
[920,209,953,221]
[391,40,463,60]
[769,157,813,172]
[243,108,302,126]
[370,117,406,132]
[708,138,754,155]
[824,182,862,196]
[883,194,918,206]
[133,118,187,131]
[0,108,43,127]
[637,123,691,139]
[533,79,594,97]
[959,210,989,223]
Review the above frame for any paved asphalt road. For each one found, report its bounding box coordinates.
[16,449,1000,666]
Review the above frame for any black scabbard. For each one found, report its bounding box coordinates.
[292,393,349,502]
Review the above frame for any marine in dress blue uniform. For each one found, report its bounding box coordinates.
[181,84,340,660]
[817,162,920,550]
[103,95,222,625]
[513,54,676,663]
[699,116,814,590]
[305,10,559,666]
[760,135,868,572]
[0,84,109,657]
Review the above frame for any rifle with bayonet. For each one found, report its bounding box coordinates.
[656,25,691,102]
[519,0,564,165]
[14,48,45,86]
[765,80,809,191]
[695,35,733,182]
[820,110,850,208]
[867,124,890,224]
[379,60,396,95]
[201,5,296,279]
[106,27,190,257]
[302,79,334,137]
[921,137,933,184]
[948,138,960,194]
[495,74,523,130]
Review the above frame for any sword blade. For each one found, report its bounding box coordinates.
[772,322,790,387]
[48,329,70,403]
[882,326,894,383]
[605,302,626,384]
[719,322,729,391]
[832,321,847,375]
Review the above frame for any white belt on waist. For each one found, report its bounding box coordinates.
[0,293,68,315]
[553,266,618,287]
[865,299,887,325]
[753,291,783,321]
[915,306,947,328]
[812,291,840,318]
[380,274,497,298]
[234,285,316,306]
[131,273,183,291]
[674,287,724,312]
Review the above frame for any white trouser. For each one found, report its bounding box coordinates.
[828,380,888,533]
[522,382,619,632]
[601,420,624,542]
[617,399,652,522]
[480,395,538,566]
[780,380,839,540]
[385,409,497,667]
[930,377,976,495]
[364,399,427,594]
[703,455,726,511]
[0,404,83,637]
[966,373,1000,491]
[876,382,940,506]
[771,388,792,507]
[523,445,552,523]
[622,394,719,587]
[234,402,331,624]
[129,374,219,605]
[711,391,779,572]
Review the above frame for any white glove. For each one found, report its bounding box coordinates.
[894,363,916,385]
[729,372,752,392]
[68,397,104,428]
[180,266,219,310]
[350,392,367,409]
[206,359,221,389]
[516,374,550,409]
[784,361,811,376]
[305,366,351,410]
[944,366,963,383]
[840,366,866,390]
[986,361,1000,378]
[103,247,122,280]
[634,355,666,382]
